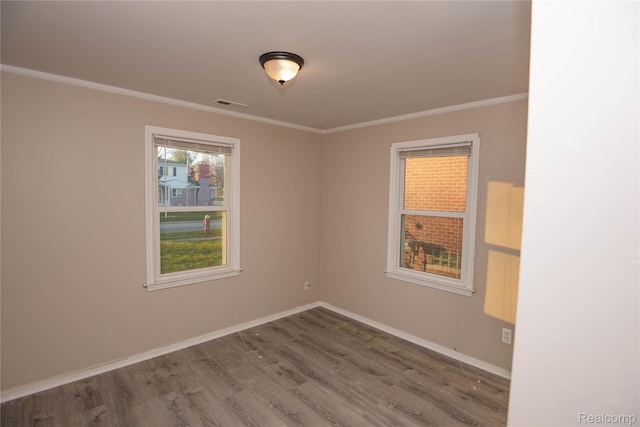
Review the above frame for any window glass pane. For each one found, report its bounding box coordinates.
[403,156,468,212]
[401,214,463,279]
[159,211,226,274]
[157,145,226,207]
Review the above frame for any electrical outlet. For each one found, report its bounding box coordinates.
[502,328,513,344]
[304,281,310,290]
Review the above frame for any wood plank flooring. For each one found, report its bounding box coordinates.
[1,307,510,426]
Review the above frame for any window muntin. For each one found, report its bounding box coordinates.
[387,134,479,296]
[145,126,240,291]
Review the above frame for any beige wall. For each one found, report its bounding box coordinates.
[320,100,527,371]
[1,71,526,392]
[0,72,323,390]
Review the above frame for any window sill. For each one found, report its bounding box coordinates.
[145,268,241,291]
[385,270,474,297]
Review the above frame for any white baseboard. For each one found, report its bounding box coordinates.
[317,301,512,380]
[0,301,322,403]
[1,299,510,402]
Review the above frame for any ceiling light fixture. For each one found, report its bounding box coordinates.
[259,51,304,85]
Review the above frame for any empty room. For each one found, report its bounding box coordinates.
[1,1,637,426]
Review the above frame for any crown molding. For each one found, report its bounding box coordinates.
[0,65,324,134]
[1,64,527,135]
[324,93,529,134]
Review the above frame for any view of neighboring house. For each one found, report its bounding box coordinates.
[158,159,218,207]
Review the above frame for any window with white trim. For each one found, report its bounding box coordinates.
[145,126,240,291]
[386,133,480,296]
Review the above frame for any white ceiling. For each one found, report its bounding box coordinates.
[1,1,531,132]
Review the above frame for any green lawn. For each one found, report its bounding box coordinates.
[160,230,221,240]
[159,211,222,222]
[160,238,223,274]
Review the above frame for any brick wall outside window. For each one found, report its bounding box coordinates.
[402,156,468,278]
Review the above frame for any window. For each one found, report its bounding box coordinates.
[145,126,240,291]
[158,166,177,177]
[386,133,479,296]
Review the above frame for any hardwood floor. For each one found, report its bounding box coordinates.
[1,307,510,426]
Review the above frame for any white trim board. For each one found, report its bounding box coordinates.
[0,300,510,402]
[318,302,511,380]
[324,93,529,134]
[0,65,527,135]
[0,65,323,134]
[0,301,322,403]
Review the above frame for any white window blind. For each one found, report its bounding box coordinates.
[154,137,232,156]
[398,142,472,159]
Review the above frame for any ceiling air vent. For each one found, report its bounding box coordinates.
[216,99,248,108]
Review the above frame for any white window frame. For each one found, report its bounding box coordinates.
[144,125,241,291]
[386,133,480,296]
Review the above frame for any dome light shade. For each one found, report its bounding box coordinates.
[259,52,304,85]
